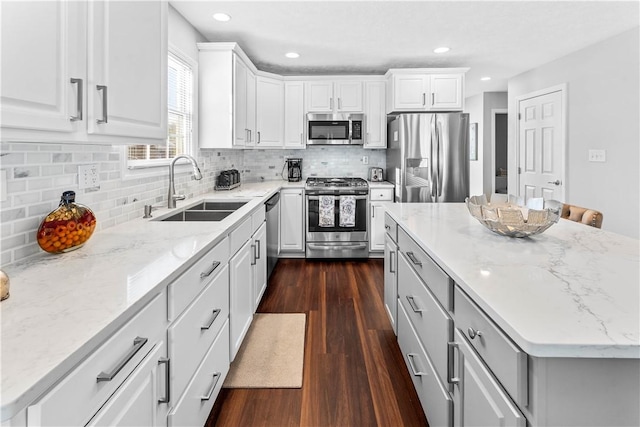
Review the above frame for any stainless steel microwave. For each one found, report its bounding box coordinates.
[306,113,364,145]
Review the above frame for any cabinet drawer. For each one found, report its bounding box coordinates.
[397,302,452,427]
[27,293,166,427]
[169,320,230,427]
[454,285,528,407]
[384,213,397,243]
[251,206,266,233]
[398,253,452,385]
[168,236,229,320]
[370,188,393,201]
[230,217,252,256]
[169,264,229,402]
[398,227,452,311]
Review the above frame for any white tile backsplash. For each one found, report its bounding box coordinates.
[0,142,385,265]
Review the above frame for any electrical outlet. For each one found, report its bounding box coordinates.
[0,170,7,202]
[78,164,100,189]
[588,149,606,162]
[362,156,369,165]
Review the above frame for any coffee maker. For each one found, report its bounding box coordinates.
[285,158,302,182]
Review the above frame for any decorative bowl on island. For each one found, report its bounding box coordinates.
[465,194,560,238]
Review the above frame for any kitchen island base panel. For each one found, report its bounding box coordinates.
[524,356,640,427]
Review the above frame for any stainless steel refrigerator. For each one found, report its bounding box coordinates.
[386,113,469,203]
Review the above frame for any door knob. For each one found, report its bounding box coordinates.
[547,180,561,186]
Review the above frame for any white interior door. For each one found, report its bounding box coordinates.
[517,88,565,202]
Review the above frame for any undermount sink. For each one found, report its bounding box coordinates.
[157,200,249,222]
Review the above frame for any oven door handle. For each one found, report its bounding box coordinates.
[307,195,368,201]
[307,243,368,250]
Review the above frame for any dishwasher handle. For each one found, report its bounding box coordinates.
[265,192,280,212]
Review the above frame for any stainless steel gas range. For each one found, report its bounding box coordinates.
[305,177,369,259]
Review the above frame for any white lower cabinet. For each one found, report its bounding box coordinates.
[369,187,393,252]
[86,341,169,427]
[398,302,452,427]
[26,293,167,426]
[230,238,254,361]
[451,328,525,427]
[168,320,230,427]
[279,189,304,253]
[252,222,267,310]
[383,233,398,334]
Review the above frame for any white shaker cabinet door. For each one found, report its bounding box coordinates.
[233,55,248,147]
[229,240,254,361]
[392,74,430,111]
[253,222,268,310]
[86,341,168,427]
[284,81,305,148]
[384,234,398,334]
[364,81,386,148]
[280,190,304,252]
[429,74,463,111]
[1,0,85,134]
[305,81,334,112]
[369,203,386,251]
[87,0,167,139]
[335,81,363,112]
[256,76,284,147]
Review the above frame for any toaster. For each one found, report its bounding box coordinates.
[369,167,384,182]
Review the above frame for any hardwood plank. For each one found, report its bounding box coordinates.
[206,259,427,427]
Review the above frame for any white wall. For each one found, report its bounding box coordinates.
[168,4,207,59]
[465,92,508,196]
[508,27,639,238]
[465,94,484,196]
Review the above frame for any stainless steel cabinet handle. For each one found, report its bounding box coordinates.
[200,261,221,279]
[547,180,561,186]
[422,93,426,106]
[308,195,368,201]
[330,97,334,110]
[308,243,368,250]
[251,244,256,265]
[158,357,170,403]
[407,353,427,376]
[257,131,261,143]
[96,85,108,124]
[467,327,483,339]
[70,78,83,121]
[200,372,221,401]
[338,98,342,109]
[96,336,147,382]
[201,309,221,330]
[406,251,422,267]
[431,93,435,106]
[248,129,252,142]
[372,206,375,218]
[406,295,426,313]
[447,342,460,384]
[389,250,395,274]
[255,239,261,259]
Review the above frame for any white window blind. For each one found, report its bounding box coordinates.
[127,52,193,167]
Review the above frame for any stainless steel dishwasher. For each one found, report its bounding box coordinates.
[265,192,280,278]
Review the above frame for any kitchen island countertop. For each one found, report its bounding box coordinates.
[383,202,639,359]
[0,181,301,421]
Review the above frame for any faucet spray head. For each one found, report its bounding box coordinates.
[192,165,203,180]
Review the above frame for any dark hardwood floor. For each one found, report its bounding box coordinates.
[205,259,428,427]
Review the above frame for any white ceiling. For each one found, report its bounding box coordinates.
[170,1,639,97]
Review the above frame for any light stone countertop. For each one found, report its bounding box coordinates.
[0,181,302,421]
[383,202,640,359]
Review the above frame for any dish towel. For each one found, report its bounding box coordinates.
[318,195,335,227]
[339,196,356,227]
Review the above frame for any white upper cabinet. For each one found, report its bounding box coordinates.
[232,56,256,147]
[1,0,167,144]
[284,81,305,148]
[87,1,167,140]
[364,81,386,148]
[429,74,463,110]
[305,80,363,113]
[0,1,85,135]
[386,69,467,113]
[256,76,284,147]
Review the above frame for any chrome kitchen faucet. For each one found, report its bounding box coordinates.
[168,154,203,208]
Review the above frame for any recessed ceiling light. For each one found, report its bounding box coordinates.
[285,52,300,59]
[213,13,231,22]
[433,47,450,54]
[480,76,492,81]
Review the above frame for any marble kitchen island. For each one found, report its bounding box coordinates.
[382,202,639,426]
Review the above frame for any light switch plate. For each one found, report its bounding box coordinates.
[588,149,606,162]
[78,164,100,189]
[362,156,369,165]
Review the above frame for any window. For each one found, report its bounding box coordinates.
[127,51,194,168]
